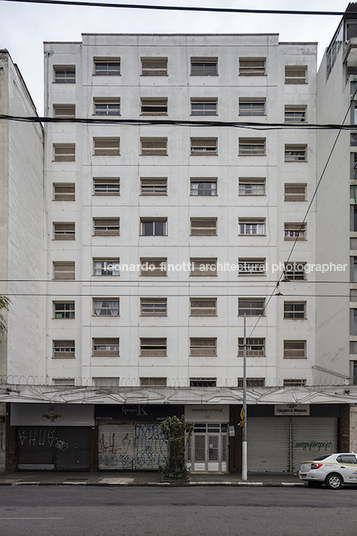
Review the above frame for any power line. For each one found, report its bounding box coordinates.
[247,90,357,339]
[2,114,357,130]
[0,0,352,16]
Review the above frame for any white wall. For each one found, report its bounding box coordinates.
[44,35,318,387]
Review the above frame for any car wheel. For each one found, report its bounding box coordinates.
[325,473,343,490]
[307,481,322,488]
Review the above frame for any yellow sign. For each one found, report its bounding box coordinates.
[240,420,245,428]
[240,408,245,420]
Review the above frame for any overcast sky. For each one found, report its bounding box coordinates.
[0,0,352,114]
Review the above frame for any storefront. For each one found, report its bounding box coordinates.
[185,405,229,472]
[11,403,94,471]
[96,404,184,470]
[246,404,340,472]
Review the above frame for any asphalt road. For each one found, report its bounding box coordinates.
[0,486,356,536]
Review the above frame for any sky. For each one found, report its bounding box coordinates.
[0,0,353,114]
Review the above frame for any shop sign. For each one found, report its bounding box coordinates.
[274,404,310,416]
[95,404,184,422]
[185,405,229,423]
[11,403,94,426]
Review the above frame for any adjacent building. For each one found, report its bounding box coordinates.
[0,50,44,470]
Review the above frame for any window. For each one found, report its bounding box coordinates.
[93,138,120,156]
[141,57,167,76]
[93,259,120,276]
[238,258,266,275]
[190,217,217,236]
[53,222,75,241]
[284,340,307,359]
[53,340,75,358]
[93,377,120,387]
[284,222,306,240]
[53,378,75,386]
[190,178,217,196]
[352,361,357,385]
[190,298,217,317]
[239,58,266,76]
[336,454,357,464]
[140,258,167,276]
[54,66,75,83]
[239,178,265,195]
[140,338,167,357]
[140,219,167,236]
[191,138,217,155]
[140,178,167,195]
[354,206,357,232]
[283,379,306,387]
[352,309,357,336]
[140,377,167,386]
[284,302,306,319]
[140,298,167,316]
[53,104,75,118]
[140,98,168,115]
[284,105,307,123]
[53,183,75,201]
[93,178,120,196]
[238,378,265,387]
[239,99,265,116]
[93,299,120,316]
[191,57,218,76]
[190,98,217,116]
[190,378,216,387]
[93,218,120,236]
[53,261,75,280]
[190,338,217,357]
[285,144,307,162]
[141,138,167,156]
[284,262,306,280]
[285,66,307,84]
[190,258,217,277]
[284,184,306,202]
[94,98,120,116]
[239,218,265,235]
[238,338,265,357]
[93,338,119,357]
[94,58,120,76]
[238,298,265,316]
[239,138,265,156]
[53,144,75,162]
[53,302,75,319]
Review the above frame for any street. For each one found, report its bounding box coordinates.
[0,486,356,536]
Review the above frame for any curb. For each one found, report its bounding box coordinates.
[0,480,305,487]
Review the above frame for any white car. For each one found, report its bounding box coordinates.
[299,453,357,489]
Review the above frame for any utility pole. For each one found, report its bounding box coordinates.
[242,312,247,481]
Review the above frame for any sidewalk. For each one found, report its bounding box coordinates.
[0,471,304,487]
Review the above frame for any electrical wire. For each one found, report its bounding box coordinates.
[2,114,357,130]
[246,90,357,339]
[0,0,353,17]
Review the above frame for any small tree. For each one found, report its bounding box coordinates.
[0,296,11,343]
[159,415,194,481]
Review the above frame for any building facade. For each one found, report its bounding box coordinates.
[2,29,356,473]
[0,50,44,470]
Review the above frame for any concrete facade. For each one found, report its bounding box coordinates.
[0,50,44,469]
[42,34,320,389]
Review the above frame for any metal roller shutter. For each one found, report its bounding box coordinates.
[247,418,290,472]
[98,424,135,470]
[292,417,338,471]
[134,424,169,470]
[55,427,91,471]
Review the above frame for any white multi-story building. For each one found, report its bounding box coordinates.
[3,30,354,473]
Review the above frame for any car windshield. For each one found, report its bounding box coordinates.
[313,455,330,461]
